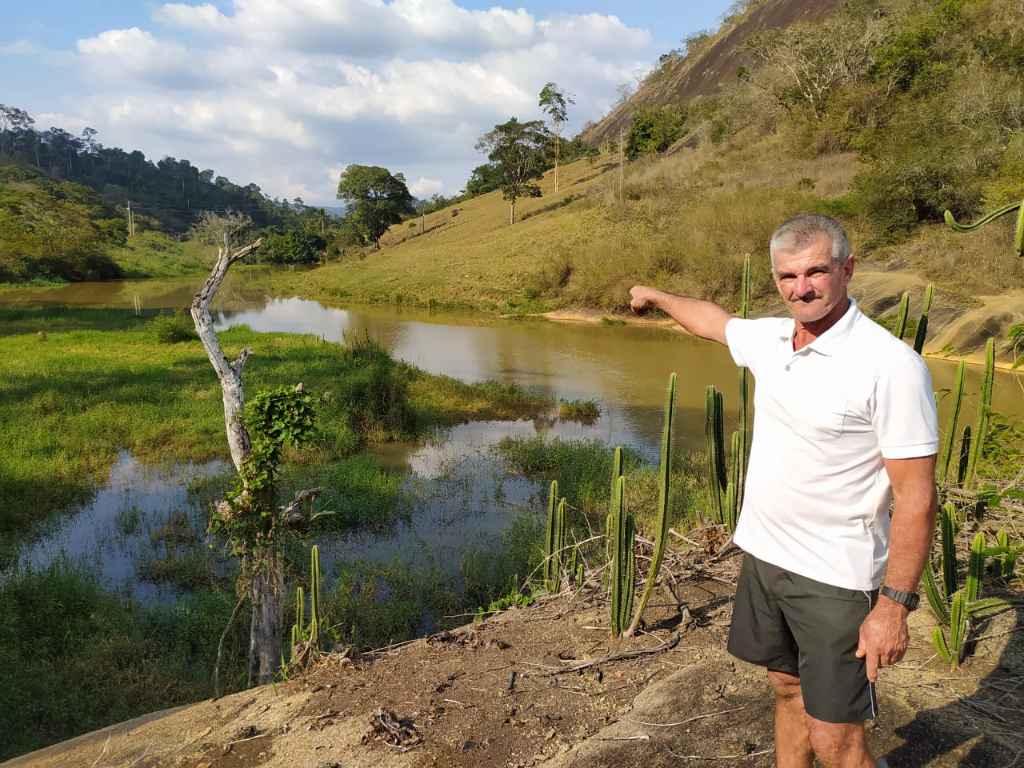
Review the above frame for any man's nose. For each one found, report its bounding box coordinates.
[793,275,810,296]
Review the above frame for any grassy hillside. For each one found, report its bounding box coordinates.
[267,0,1024,362]
[0,165,125,283]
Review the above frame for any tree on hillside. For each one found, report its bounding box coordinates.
[539,83,574,193]
[336,165,415,249]
[476,118,549,225]
[464,162,503,197]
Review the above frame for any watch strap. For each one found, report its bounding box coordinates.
[880,585,919,611]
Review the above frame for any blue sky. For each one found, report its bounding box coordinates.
[3,1,735,203]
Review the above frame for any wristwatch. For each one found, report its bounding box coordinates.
[880,585,919,611]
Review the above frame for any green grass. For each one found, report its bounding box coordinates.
[0,560,249,761]
[107,231,211,279]
[494,436,701,534]
[0,306,553,543]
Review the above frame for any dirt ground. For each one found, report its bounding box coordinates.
[6,545,1022,768]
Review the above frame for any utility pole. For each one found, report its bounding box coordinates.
[127,201,135,238]
[320,208,326,236]
[420,212,425,235]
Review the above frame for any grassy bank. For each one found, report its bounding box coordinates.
[0,560,249,760]
[0,305,553,545]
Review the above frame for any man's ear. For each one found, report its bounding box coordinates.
[845,254,856,280]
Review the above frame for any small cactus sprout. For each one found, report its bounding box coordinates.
[945,198,1024,258]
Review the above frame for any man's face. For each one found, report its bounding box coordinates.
[771,233,854,325]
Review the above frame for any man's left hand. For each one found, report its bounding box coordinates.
[855,598,909,682]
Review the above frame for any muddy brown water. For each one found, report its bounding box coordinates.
[3,277,1022,603]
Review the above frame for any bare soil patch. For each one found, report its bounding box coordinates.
[7,541,1021,768]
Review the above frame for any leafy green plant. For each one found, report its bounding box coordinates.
[151,311,197,344]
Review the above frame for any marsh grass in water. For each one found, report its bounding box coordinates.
[0,306,552,540]
[495,436,701,534]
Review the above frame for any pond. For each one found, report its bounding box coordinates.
[3,277,1021,605]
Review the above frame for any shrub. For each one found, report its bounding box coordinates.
[260,229,325,264]
[151,311,198,344]
[626,107,688,160]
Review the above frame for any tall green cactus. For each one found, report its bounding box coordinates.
[609,474,635,637]
[289,544,324,664]
[544,480,561,592]
[945,199,1024,258]
[957,426,972,486]
[309,544,321,648]
[723,431,743,533]
[913,284,935,354]
[626,372,676,636]
[965,338,995,489]
[938,361,967,483]
[892,292,911,340]
[737,253,752,505]
[705,386,726,524]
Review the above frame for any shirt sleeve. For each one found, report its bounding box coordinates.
[725,317,772,373]
[872,346,939,459]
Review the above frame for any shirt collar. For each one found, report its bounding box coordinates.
[779,298,860,357]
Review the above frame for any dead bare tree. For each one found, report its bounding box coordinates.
[191,213,318,685]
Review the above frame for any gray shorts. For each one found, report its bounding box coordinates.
[727,554,878,724]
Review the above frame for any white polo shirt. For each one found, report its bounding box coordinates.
[725,299,938,591]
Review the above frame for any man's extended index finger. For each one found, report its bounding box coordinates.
[865,653,879,683]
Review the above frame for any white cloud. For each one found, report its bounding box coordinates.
[59,0,657,205]
[408,176,443,198]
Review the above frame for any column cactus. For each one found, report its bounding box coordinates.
[945,199,1024,258]
[544,480,561,592]
[964,338,995,489]
[937,361,966,483]
[609,473,635,637]
[288,544,323,665]
[892,292,911,340]
[913,284,935,354]
[625,372,676,637]
[723,431,743,533]
[705,385,726,524]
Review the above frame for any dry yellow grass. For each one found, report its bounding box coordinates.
[266,131,1022,323]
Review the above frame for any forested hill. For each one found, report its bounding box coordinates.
[0,109,300,234]
[581,0,841,147]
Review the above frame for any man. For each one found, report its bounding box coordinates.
[629,214,938,768]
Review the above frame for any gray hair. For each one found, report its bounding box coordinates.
[769,214,850,266]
